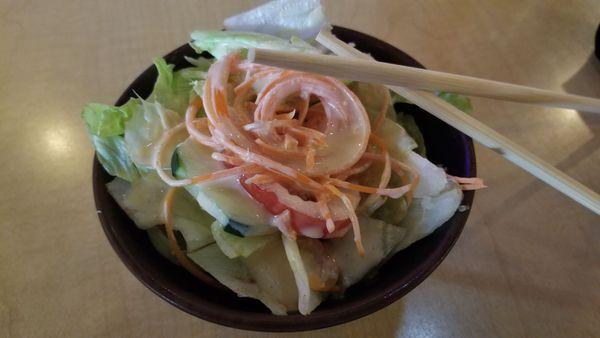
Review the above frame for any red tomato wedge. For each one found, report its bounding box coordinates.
[240,177,350,236]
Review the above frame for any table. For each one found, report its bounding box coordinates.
[1,0,598,336]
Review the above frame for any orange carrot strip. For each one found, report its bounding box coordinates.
[324,184,364,256]
[163,188,215,284]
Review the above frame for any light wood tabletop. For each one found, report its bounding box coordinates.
[0,0,598,337]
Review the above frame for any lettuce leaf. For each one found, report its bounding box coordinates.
[394,184,462,252]
[149,58,195,114]
[377,118,418,160]
[82,98,139,138]
[436,92,473,114]
[83,98,142,181]
[331,216,405,287]
[223,0,326,40]
[348,82,398,124]
[188,243,289,315]
[243,239,300,312]
[107,176,215,251]
[124,99,181,168]
[170,188,215,252]
[190,31,319,59]
[392,91,472,114]
[105,172,168,229]
[399,114,426,156]
[92,135,140,181]
[372,150,462,249]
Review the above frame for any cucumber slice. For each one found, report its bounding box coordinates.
[211,221,277,258]
[170,187,215,252]
[224,220,248,237]
[177,138,276,235]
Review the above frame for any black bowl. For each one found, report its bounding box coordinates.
[93,26,476,332]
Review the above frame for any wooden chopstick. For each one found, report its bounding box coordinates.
[248,47,600,114]
[312,29,600,215]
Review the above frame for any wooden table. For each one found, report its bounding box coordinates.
[1,0,598,336]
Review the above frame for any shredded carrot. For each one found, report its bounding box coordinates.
[447,175,487,190]
[327,178,410,199]
[305,147,316,170]
[152,51,441,258]
[372,86,391,132]
[211,152,245,166]
[360,134,392,212]
[317,194,335,234]
[361,152,420,205]
[189,164,257,185]
[324,183,364,256]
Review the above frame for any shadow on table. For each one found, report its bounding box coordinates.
[482,53,600,222]
[432,264,586,311]
[309,300,405,338]
[562,53,600,100]
[211,301,405,338]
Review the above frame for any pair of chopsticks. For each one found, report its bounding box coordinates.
[247,29,600,215]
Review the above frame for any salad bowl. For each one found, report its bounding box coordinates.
[93,26,476,332]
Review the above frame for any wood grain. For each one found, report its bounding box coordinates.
[0,0,598,337]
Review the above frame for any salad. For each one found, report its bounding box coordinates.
[83,0,483,315]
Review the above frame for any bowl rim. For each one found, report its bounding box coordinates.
[93,25,476,332]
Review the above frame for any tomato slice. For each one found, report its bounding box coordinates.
[240,177,350,236]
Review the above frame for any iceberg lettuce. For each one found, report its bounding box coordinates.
[223,0,326,40]
[91,135,140,181]
[190,30,319,60]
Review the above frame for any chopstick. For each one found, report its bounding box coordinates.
[307,29,600,215]
[247,47,600,114]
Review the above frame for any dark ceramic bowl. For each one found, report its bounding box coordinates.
[93,26,476,332]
